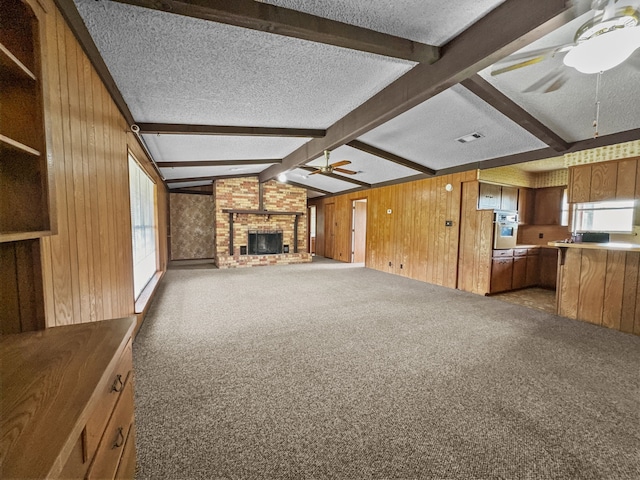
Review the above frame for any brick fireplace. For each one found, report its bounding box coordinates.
[214,177,312,268]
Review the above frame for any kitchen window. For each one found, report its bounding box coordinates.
[572,200,636,233]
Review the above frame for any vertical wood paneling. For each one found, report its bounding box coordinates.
[620,252,639,333]
[559,249,581,319]
[577,249,606,325]
[603,250,625,330]
[37,2,168,327]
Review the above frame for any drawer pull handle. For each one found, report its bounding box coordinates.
[111,374,124,393]
[112,427,125,449]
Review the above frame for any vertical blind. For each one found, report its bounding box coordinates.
[129,154,157,299]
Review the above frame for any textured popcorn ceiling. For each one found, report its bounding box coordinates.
[74,0,414,128]
[359,84,548,171]
[480,1,640,142]
[142,135,309,162]
[261,0,507,46]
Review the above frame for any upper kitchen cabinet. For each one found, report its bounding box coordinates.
[0,0,55,242]
[478,183,517,211]
[533,187,565,226]
[568,158,639,203]
[478,183,502,210]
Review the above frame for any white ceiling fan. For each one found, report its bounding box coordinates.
[491,0,640,92]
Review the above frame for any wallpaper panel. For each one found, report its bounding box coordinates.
[170,193,215,260]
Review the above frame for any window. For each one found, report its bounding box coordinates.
[573,200,636,233]
[129,154,157,298]
[560,189,569,227]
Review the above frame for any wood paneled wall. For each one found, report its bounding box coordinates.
[558,249,640,335]
[309,171,476,289]
[37,0,168,327]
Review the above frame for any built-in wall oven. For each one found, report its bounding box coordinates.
[494,211,518,249]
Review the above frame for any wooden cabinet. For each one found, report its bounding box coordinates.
[533,186,565,225]
[517,187,534,225]
[511,255,527,290]
[500,186,518,211]
[491,253,513,293]
[568,159,639,203]
[539,248,559,289]
[478,183,502,210]
[0,317,137,479]
[0,0,54,242]
[525,253,540,287]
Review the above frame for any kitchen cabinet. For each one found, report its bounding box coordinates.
[491,256,513,293]
[478,183,502,210]
[568,158,639,203]
[533,186,565,225]
[525,252,540,287]
[500,186,518,211]
[517,187,534,224]
[539,248,559,289]
[511,255,527,290]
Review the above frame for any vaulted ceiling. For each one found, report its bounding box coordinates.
[61,0,640,198]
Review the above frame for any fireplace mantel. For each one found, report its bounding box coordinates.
[222,209,304,255]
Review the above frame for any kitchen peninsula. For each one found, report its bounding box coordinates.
[549,241,640,335]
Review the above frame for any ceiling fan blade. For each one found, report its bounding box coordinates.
[333,167,357,175]
[491,43,575,76]
[330,160,351,168]
[309,170,322,175]
[522,69,565,93]
[543,73,569,93]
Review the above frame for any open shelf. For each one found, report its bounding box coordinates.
[0,41,37,81]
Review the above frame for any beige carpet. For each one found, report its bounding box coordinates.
[133,258,640,479]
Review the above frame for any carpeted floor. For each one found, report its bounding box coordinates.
[133,258,640,479]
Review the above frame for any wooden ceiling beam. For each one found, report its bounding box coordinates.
[164,173,257,183]
[460,75,570,152]
[157,159,280,168]
[111,0,439,63]
[137,123,325,138]
[261,0,574,182]
[347,140,436,175]
[299,167,372,188]
[284,181,333,196]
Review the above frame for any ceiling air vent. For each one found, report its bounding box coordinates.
[456,132,484,143]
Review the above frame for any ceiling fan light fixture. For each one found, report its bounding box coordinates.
[563,26,640,74]
[277,173,287,182]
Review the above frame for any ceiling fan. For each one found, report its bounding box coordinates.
[309,150,357,175]
[491,0,640,91]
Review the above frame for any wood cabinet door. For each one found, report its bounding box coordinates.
[500,186,518,211]
[512,256,527,290]
[478,183,501,210]
[539,249,559,289]
[569,165,591,203]
[616,159,638,199]
[491,257,513,293]
[590,162,618,201]
[525,255,540,287]
[533,187,564,225]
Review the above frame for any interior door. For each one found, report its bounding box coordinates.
[352,200,367,263]
[325,203,335,259]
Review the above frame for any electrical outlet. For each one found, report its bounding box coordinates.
[445,220,453,227]
[400,264,403,269]
[388,261,392,267]
[539,233,544,239]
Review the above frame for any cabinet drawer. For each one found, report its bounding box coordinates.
[85,340,133,458]
[513,248,528,257]
[115,424,137,480]
[86,376,135,480]
[492,249,513,257]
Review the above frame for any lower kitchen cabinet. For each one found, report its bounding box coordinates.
[539,248,559,289]
[525,254,541,287]
[512,255,527,290]
[491,256,514,293]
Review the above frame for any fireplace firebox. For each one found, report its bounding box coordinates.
[247,230,283,255]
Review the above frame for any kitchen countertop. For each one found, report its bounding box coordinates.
[547,241,640,252]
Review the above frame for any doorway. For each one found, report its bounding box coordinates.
[308,205,316,255]
[351,199,367,263]
[325,203,335,259]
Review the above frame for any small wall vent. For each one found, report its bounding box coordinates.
[456,132,484,143]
